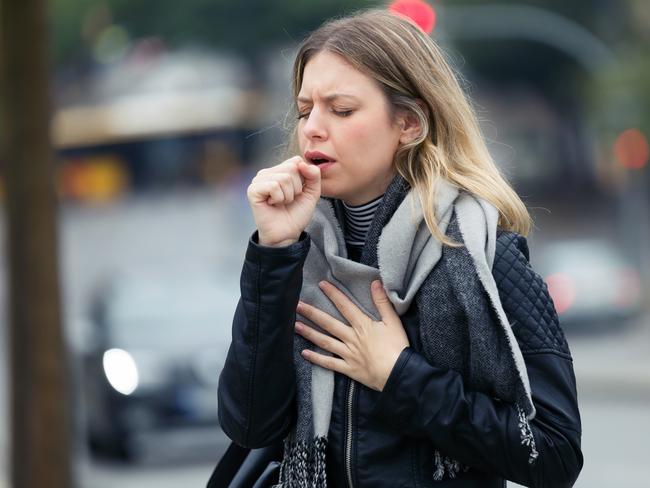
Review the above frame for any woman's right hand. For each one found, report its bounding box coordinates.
[247,156,322,247]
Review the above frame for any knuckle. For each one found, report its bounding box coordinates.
[281,159,296,170]
[324,337,336,350]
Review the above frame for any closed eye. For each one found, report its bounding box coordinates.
[297,109,354,120]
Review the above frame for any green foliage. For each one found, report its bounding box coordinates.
[49,0,379,64]
[49,0,97,64]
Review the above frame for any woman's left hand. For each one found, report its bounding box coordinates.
[295,279,410,392]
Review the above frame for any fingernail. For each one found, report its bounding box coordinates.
[372,280,382,290]
[295,322,303,331]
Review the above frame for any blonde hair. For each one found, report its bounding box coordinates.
[285,9,532,245]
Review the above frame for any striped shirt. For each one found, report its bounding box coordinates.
[342,194,384,248]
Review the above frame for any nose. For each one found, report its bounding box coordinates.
[301,107,328,141]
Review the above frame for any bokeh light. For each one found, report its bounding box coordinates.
[389,0,436,34]
[545,273,577,315]
[614,128,649,170]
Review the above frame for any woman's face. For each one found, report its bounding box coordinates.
[297,51,405,206]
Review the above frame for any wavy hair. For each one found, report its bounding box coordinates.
[285,8,532,245]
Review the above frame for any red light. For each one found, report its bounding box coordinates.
[389,0,436,34]
[614,128,649,170]
[544,273,576,315]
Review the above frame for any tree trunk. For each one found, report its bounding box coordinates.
[0,0,74,486]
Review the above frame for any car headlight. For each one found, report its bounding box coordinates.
[103,348,139,395]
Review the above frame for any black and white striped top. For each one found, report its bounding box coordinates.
[342,194,384,248]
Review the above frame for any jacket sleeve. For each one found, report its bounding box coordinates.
[370,232,584,487]
[217,230,311,448]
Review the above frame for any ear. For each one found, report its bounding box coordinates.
[397,99,427,144]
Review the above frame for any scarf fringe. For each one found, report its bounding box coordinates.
[433,450,469,481]
[432,403,538,482]
[275,436,328,488]
[517,403,539,464]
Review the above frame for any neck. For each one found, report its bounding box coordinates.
[341,193,384,247]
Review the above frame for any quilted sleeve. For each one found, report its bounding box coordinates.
[494,230,584,483]
[493,231,571,357]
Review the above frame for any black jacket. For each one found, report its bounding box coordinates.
[217,229,583,487]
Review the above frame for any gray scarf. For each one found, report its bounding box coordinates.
[276,175,538,487]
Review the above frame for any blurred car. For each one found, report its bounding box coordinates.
[79,270,239,460]
[535,238,644,331]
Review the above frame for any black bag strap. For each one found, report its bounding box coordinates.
[206,441,251,487]
[251,461,281,488]
[207,441,283,488]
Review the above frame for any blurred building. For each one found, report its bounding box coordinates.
[51,47,264,202]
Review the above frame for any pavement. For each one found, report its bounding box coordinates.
[568,312,650,400]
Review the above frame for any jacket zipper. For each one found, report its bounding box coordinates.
[326,197,355,487]
[345,378,355,488]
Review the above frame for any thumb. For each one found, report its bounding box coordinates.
[298,161,321,199]
[371,280,399,323]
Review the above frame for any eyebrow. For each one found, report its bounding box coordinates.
[296,93,360,103]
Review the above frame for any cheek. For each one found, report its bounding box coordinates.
[341,119,385,150]
[341,118,399,160]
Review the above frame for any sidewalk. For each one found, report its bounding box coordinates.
[568,313,650,399]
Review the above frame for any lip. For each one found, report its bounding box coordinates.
[304,151,337,164]
[315,161,336,174]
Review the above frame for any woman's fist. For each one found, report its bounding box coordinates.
[247,156,321,247]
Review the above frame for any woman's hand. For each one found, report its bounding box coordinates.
[295,279,410,392]
[247,156,322,247]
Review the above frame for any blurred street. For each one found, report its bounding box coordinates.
[557,316,650,487]
[0,189,254,487]
[0,192,648,486]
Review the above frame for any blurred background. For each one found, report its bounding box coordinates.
[0,0,648,486]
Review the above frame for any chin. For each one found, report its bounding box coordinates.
[320,185,348,202]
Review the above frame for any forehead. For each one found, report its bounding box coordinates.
[298,51,378,100]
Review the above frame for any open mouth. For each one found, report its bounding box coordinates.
[311,158,331,165]
[305,151,337,166]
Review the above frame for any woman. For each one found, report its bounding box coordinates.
[217,8,583,488]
